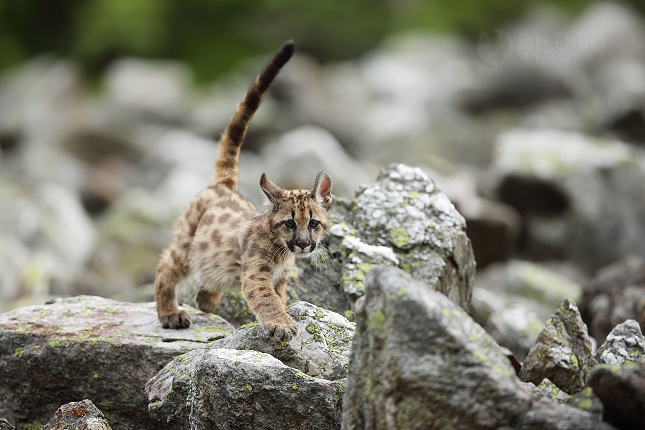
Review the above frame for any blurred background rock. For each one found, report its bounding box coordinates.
[2,0,645,359]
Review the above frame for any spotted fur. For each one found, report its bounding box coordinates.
[154,41,333,342]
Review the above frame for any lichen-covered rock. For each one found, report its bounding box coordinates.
[588,360,645,430]
[580,255,645,343]
[146,348,345,430]
[566,387,604,420]
[596,319,645,366]
[472,260,583,360]
[491,128,645,274]
[345,163,475,311]
[0,295,233,429]
[520,298,598,395]
[291,163,475,314]
[211,301,354,380]
[537,378,571,403]
[41,399,112,430]
[476,260,582,309]
[471,286,551,360]
[342,266,611,430]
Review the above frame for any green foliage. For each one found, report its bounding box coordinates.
[0,0,636,80]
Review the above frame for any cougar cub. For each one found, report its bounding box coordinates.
[154,41,332,342]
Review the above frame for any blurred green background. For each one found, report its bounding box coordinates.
[0,0,627,82]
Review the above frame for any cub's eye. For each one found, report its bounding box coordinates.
[308,220,319,228]
[285,219,296,228]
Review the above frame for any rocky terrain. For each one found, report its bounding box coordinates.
[2,1,645,429]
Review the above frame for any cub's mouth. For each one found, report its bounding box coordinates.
[287,241,316,258]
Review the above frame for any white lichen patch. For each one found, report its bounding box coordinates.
[329,222,355,237]
[342,236,399,265]
[596,319,645,366]
[340,235,398,296]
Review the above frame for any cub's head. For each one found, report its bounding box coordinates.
[260,171,332,258]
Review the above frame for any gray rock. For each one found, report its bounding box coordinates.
[342,266,610,430]
[104,58,192,119]
[588,360,645,430]
[566,387,605,420]
[0,295,233,429]
[596,319,645,366]
[515,397,617,430]
[580,255,645,343]
[426,167,521,268]
[261,125,373,200]
[146,348,345,430]
[472,260,583,360]
[211,301,354,380]
[492,128,645,274]
[344,163,475,311]
[471,286,549,360]
[42,399,112,430]
[520,298,598,395]
[537,378,571,403]
[476,260,582,309]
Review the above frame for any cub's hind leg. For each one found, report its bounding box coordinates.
[196,286,223,314]
[155,193,211,329]
[155,244,191,328]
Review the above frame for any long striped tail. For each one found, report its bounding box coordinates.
[211,40,295,189]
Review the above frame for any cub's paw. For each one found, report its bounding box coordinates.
[160,310,192,329]
[263,319,299,342]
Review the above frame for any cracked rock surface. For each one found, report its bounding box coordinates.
[341,266,612,430]
[0,295,232,430]
[146,348,345,430]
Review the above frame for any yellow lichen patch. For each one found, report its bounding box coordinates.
[388,226,409,249]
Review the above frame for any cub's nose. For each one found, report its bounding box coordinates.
[296,240,310,250]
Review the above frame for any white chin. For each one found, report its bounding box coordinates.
[293,250,310,259]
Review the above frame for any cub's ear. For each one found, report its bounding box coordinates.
[260,173,284,211]
[312,171,333,211]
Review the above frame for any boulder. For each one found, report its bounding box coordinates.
[471,286,550,360]
[342,266,612,430]
[41,399,112,430]
[211,301,355,380]
[343,163,475,311]
[261,125,373,200]
[588,360,645,430]
[472,260,583,359]
[146,349,345,430]
[566,387,605,420]
[0,295,233,429]
[476,260,582,309]
[520,298,598,395]
[104,58,193,119]
[537,378,571,403]
[596,319,645,366]
[580,255,645,343]
[491,128,645,274]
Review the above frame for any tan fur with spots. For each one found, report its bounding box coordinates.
[154,41,333,342]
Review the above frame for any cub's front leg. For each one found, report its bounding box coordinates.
[241,271,298,342]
